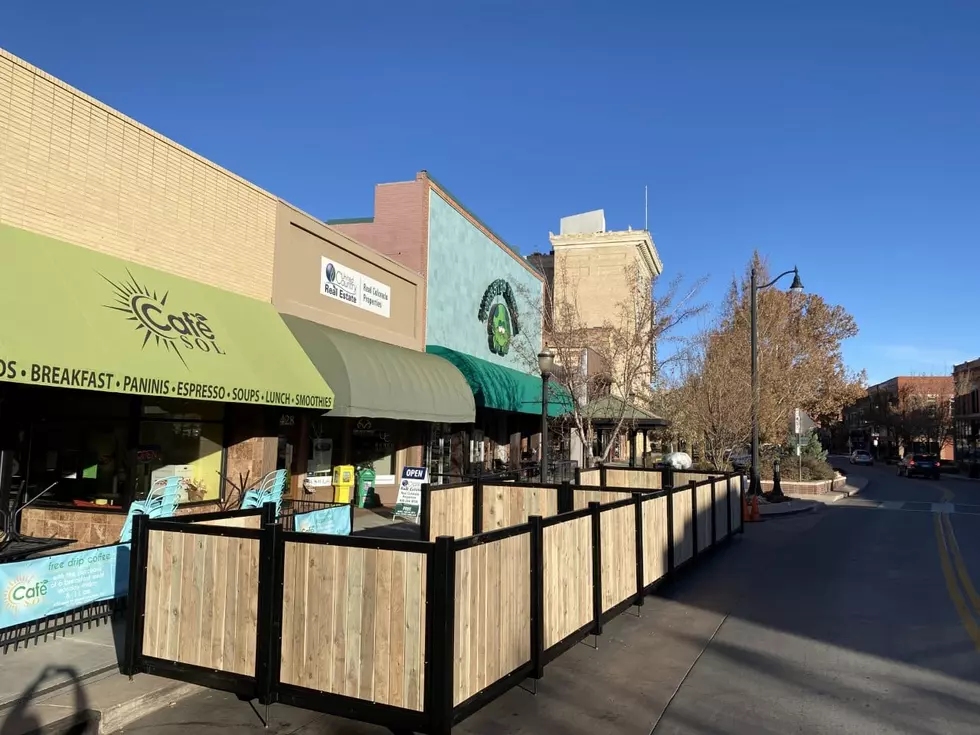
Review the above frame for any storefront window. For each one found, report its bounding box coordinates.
[351,418,395,477]
[16,391,133,510]
[138,399,225,503]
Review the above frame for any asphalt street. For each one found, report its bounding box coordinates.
[117,464,980,734]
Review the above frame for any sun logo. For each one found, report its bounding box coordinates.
[4,575,47,611]
[100,269,224,366]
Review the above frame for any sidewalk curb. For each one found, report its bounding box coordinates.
[758,502,818,519]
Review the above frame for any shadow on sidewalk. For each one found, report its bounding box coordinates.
[1,666,94,735]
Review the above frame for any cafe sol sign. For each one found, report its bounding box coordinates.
[104,271,225,366]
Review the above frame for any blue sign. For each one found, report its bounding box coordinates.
[294,506,351,536]
[0,543,130,629]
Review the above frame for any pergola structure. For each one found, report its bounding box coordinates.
[583,395,668,467]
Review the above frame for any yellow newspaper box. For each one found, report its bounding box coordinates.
[332,465,355,504]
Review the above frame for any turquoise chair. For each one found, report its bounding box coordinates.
[119,477,183,543]
[240,469,287,517]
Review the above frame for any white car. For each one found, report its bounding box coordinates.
[850,450,874,466]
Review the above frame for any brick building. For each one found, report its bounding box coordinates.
[952,358,980,472]
[330,172,561,480]
[843,375,954,460]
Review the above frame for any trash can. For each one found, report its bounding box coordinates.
[355,466,378,508]
[332,465,355,504]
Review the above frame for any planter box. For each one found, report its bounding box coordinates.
[760,475,847,495]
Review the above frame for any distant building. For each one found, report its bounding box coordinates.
[843,375,954,460]
[953,358,980,473]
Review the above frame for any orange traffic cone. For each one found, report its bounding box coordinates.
[750,495,761,522]
[742,493,751,522]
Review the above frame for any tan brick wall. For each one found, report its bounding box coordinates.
[0,49,277,300]
[554,244,637,328]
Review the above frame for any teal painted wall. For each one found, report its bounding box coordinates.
[426,190,543,373]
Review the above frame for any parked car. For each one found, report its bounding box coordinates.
[850,450,874,466]
[724,447,751,469]
[898,454,941,479]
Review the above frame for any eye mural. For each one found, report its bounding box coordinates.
[477,279,521,357]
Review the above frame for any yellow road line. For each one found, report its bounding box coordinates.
[941,512,980,618]
[933,513,980,651]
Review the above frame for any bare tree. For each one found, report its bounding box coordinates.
[514,261,705,466]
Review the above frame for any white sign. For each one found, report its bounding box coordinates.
[394,467,428,521]
[320,257,391,318]
[793,408,802,435]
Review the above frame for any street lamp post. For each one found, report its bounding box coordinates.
[538,348,555,483]
[750,266,804,497]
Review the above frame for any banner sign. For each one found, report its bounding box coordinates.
[320,257,392,318]
[294,506,352,536]
[0,543,130,629]
[394,467,427,521]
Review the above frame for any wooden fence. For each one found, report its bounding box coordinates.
[123,477,743,735]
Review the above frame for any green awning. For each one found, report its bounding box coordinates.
[282,316,475,423]
[0,224,334,410]
[425,345,571,417]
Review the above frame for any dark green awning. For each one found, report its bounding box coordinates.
[282,316,475,423]
[425,345,571,417]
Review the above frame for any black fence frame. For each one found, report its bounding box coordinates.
[122,477,745,735]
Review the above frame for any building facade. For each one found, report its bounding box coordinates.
[0,49,476,547]
[843,375,954,460]
[953,358,980,474]
[331,172,559,480]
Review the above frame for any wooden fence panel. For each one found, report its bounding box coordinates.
[428,485,474,541]
[605,469,661,491]
[482,485,558,531]
[696,484,712,552]
[672,488,694,565]
[542,516,593,649]
[573,490,631,511]
[712,480,726,541]
[578,468,601,485]
[600,506,636,612]
[453,532,530,707]
[279,541,427,712]
[730,478,743,531]
[642,496,669,587]
[193,515,262,530]
[142,529,259,676]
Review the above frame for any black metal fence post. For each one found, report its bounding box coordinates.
[574,466,582,486]
[255,512,282,706]
[419,483,431,541]
[427,536,456,735]
[557,481,574,514]
[529,515,545,679]
[599,464,607,489]
[726,475,733,538]
[589,502,603,636]
[633,494,645,605]
[666,487,675,573]
[662,467,674,492]
[473,477,484,536]
[690,481,699,561]
[122,512,150,677]
[710,479,718,546]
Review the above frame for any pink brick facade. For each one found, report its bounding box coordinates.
[331,177,428,275]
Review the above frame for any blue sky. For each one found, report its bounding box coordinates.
[2,1,978,384]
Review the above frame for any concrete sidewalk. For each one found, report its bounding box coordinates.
[0,619,201,735]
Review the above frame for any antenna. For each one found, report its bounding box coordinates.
[644,185,648,231]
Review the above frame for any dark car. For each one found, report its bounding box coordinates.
[898,454,940,479]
